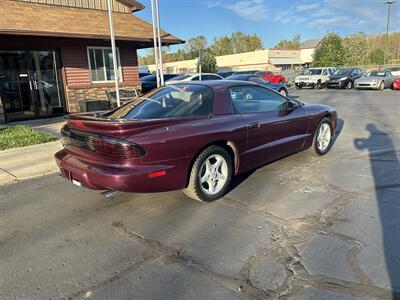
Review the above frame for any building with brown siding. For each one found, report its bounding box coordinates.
[0,0,182,123]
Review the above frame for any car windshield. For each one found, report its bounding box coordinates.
[333,69,351,76]
[103,84,213,120]
[304,69,322,75]
[366,71,386,77]
[169,74,192,81]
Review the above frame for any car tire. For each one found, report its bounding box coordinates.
[379,81,385,90]
[296,85,302,89]
[315,81,322,89]
[184,145,233,202]
[346,81,353,90]
[279,88,288,97]
[309,117,333,156]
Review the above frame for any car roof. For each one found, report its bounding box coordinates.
[182,73,220,76]
[226,74,261,79]
[169,80,259,88]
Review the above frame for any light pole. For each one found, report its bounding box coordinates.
[151,0,164,87]
[150,0,160,87]
[107,0,121,107]
[155,0,164,86]
[384,1,396,65]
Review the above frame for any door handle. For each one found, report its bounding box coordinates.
[248,122,261,129]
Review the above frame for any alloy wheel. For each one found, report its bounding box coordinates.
[317,123,331,152]
[198,154,228,196]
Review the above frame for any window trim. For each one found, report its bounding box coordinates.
[229,85,287,115]
[87,46,123,84]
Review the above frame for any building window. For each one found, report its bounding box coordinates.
[87,47,122,83]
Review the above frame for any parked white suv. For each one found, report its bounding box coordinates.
[295,67,335,89]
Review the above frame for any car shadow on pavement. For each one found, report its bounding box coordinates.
[333,118,344,144]
[354,124,400,298]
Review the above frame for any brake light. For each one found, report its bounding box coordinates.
[88,137,145,159]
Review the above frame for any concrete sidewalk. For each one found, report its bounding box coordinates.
[0,141,62,185]
[0,116,65,185]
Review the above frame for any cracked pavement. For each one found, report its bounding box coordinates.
[1,89,400,299]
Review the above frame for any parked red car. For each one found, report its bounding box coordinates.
[256,71,286,84]
[393,78,400,90]
[55,81,337,202]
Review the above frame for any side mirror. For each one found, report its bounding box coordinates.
[285,101,298,111]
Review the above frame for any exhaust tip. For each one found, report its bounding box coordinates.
[101,190,120,198]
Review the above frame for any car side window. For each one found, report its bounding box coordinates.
[249,77,267,85]
[229,86,286,114]
[209,75,221,80]
[192,76,200,81]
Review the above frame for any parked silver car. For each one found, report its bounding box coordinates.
[354,71,396,90]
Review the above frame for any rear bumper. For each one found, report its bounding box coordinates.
[55,149,190,193]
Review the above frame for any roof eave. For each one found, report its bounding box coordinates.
[116,0,145,12]
[0,30,184,46]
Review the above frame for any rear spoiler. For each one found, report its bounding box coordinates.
[64,113,188,139]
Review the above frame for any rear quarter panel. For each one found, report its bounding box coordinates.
[128,115,248,166]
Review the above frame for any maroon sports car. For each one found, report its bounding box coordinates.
[55,81,337,201]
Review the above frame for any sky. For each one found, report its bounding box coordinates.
[135,0,400,54]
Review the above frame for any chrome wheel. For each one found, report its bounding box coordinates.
[199,154,228,196]
[244,92,253,101]
[279,89,287,97]
[317,123,331,152]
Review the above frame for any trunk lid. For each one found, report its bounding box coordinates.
[64,112,190,139]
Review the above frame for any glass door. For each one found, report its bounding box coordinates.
[0,49,65,122]
[0,50,36,121]
[30,50,64,116]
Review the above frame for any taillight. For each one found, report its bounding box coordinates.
[88,136,145,159]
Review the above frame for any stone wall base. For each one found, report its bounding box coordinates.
[66,83,141,113]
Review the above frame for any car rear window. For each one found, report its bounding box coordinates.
[170,74,191,81]
[103,84,214,120]
[140,74,156,81]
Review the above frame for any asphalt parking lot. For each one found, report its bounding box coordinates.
[1,88,400,300]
